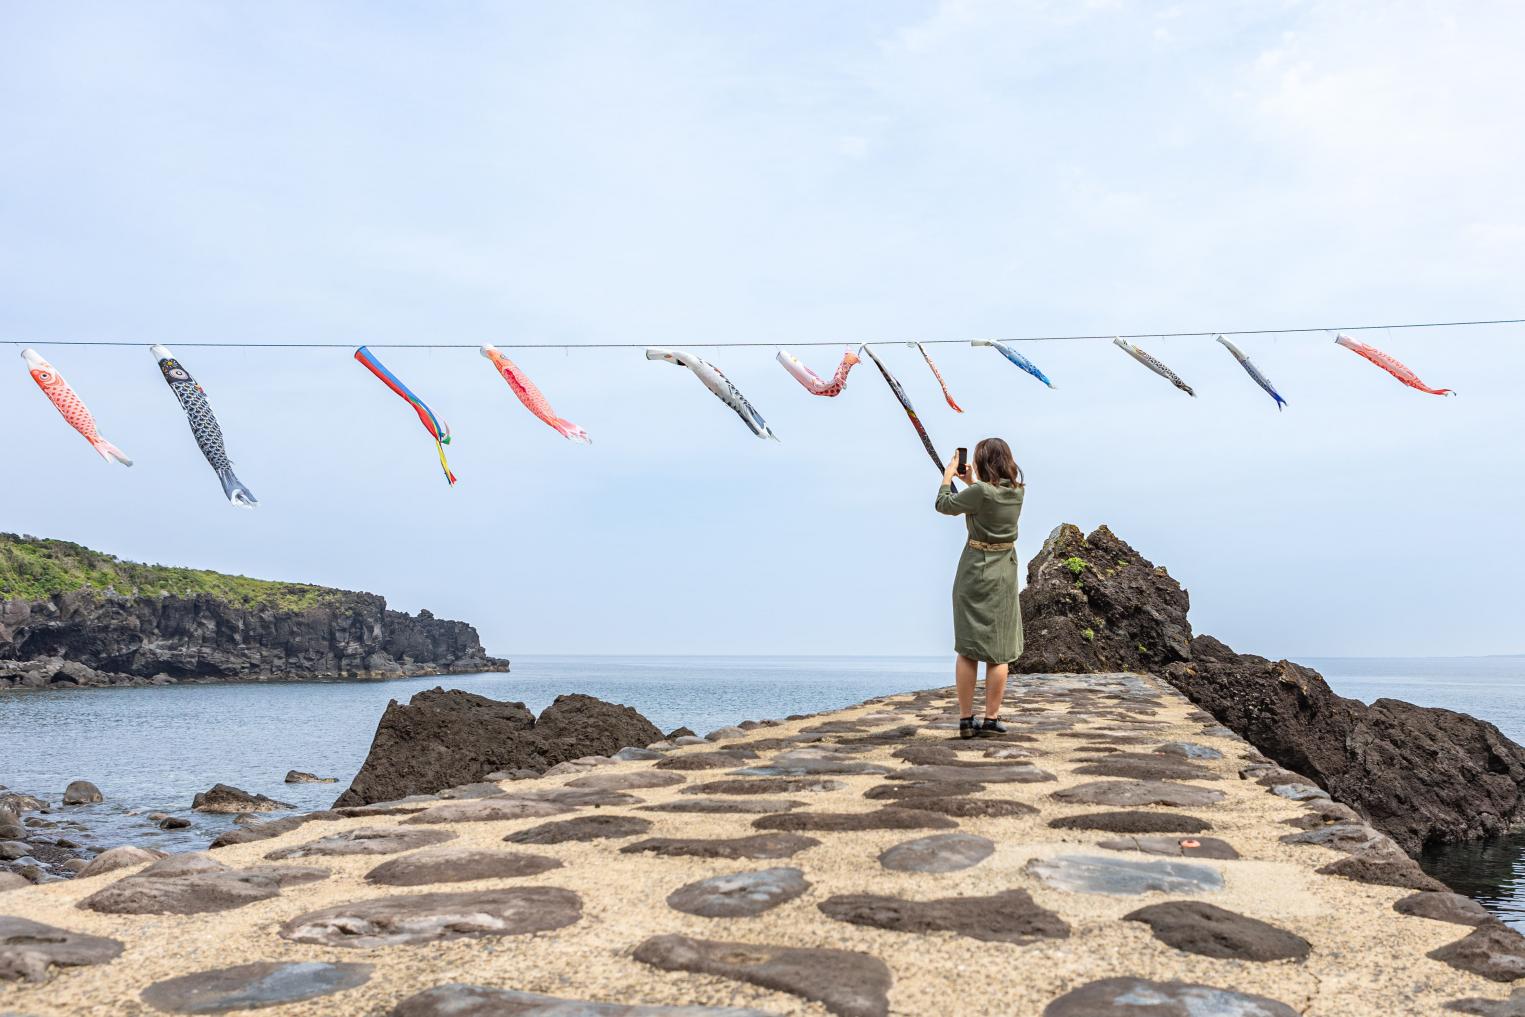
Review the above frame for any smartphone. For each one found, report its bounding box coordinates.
[956,447,968,474]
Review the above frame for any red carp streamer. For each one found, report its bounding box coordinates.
[914,342,963,412]
[1334,334,1454,396]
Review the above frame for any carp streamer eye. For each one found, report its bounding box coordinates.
[38,371,53,382]
[170,368,190,381]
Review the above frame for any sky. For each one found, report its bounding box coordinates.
[2,1,1523,660]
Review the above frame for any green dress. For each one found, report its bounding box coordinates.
[936,480,1025,663]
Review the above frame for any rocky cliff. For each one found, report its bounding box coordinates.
[0,536,506,688]
[1015,522,1525,855]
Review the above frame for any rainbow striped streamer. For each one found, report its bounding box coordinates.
[354,346,457,485]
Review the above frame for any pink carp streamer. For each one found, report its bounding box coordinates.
[913,342,963,412]
[776,348,859,397]
[1334,334,1454,396]
[480,345,592,443]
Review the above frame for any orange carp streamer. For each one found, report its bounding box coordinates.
[914,342,963,412]
[480,345,592,443]
[22,349,132,465]
[1334,334,1454,396]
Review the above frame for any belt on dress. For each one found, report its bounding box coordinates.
[967,539,1014,552]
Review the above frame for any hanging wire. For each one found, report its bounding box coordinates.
[4,317,1523,350]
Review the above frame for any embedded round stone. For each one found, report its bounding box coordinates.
[1051,781,1225,808]
[641,798,804,815]
[864,781,984,801]
[1025,854,1224,895]
[685,778,846,796]
[1443,987,1525,1016]
[1316,855,1448,892]
[1271,783,1331,802]
[565,771,686,791]
[391,984,777,1015]
[753,808,957,832]
[1049,812,1212,834]
[666,867,810,917]
[266,826,456,859]
[894,797,1038,819]
[1098,835,1239,860]
[505,815,653,845]
[891,745,959,765]
[401,798,576,825]
[1155,742,1223,760]
[1394,891,1492,927]
[891,764,1055,784]
[731,752,891,777]
[656,752,756,771]
[878,833,994,873]
[365,847,562,886]
[78,858,329,915]
[820,889,1068,944]
[498,788,644,807]
[612,747,666,762]
[1123,902,1310,961]
[280,887,581,947]
[1072,756,1219,782]
[139,961,372,1013]
[1427,922,1525,983]
[633,934,890,1017]
[621,833,819,860]
[1280,824,1387,853]
[1042,977,1298,1017]
[0,916,122,984]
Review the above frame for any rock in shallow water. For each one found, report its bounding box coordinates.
[191,784,292,814]
[0,916,123,984]
[1122,901,1310,961]
[666,867,810,917]
[1042,976,1298,1017]
[1024,854,1224,896]
[633,934,890,1017]
[62,780,103,805]
[391,984,777,1016]
[877,833,993,873]
[280,887,582,947]
[139,961,372,1013]
[365,847,562,886]
[820,889,1069,944]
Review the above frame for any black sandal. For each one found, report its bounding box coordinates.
[978,716,1007,737]
[959,716,978,740]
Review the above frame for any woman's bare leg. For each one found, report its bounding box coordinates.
[955,655,978,717]
[983,662,1008,719]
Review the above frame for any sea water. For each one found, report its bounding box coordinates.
[1,654,1521,928]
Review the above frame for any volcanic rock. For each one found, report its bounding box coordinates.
[666,867,810,917]
[0,916,123,984]
[1048,811,1212,834]
[334,690,662,807]
[820,889,1069,944]
[280,887,582,947]
[505,815,652,844]
[1394,891,1492,927]
[391,985,776,1016]
[1123,901,1310,961]
[365,847,561,886]
[1042,977,1298,1017]
[877,833,994,873]
[1025,854,1224,895]
[265,826,456,859]
[139,961,372,1013]
[620,833,819,860]
[192,784,292,814]
[1427,922,1525,982]
[633,934,890,1017]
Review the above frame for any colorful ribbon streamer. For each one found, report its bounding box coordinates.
[354,346,457,485]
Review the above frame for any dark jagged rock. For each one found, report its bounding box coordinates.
[0,575,505,692]
[1048,811,1212,834]
[1428,922,1525,983]
[1122,901,1310,961]
[820,889,1069,944]
[192,783,293,814]
[1013,524,1193,674]
[1395,891,1493,926]
[334,690,662,807]
[1014,522,1525,856]
[1043,977,1298,1017]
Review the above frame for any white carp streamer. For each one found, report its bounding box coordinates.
[647,348,778,440]
[1113,338,1195,397]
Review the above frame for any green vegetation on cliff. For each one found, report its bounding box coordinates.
[0,534,345,610]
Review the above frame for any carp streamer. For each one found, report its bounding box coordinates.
[355,346,457,485]
[151,345,257,507]
[21,349,132,466]
[1114,338,1195,397]
[776,347,859,397]
[646,348,778,440]
[481,345,591,443]
[1216,337,1287,410]
[971,339,1056,389]
[860,344,949,476]
[914,342,964,411]
[1334,334,1454,396]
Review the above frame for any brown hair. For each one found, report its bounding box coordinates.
[973,437,1024,487]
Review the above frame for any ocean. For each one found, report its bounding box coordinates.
[2,654,1520,928]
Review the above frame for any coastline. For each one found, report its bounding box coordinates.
[0,660,510,693]
[7,671,1521,1015]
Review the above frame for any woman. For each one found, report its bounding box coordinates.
[936,437,1025,738]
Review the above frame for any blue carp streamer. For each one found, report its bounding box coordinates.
[1216,336,1287,410]
[971,339,1056,389]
